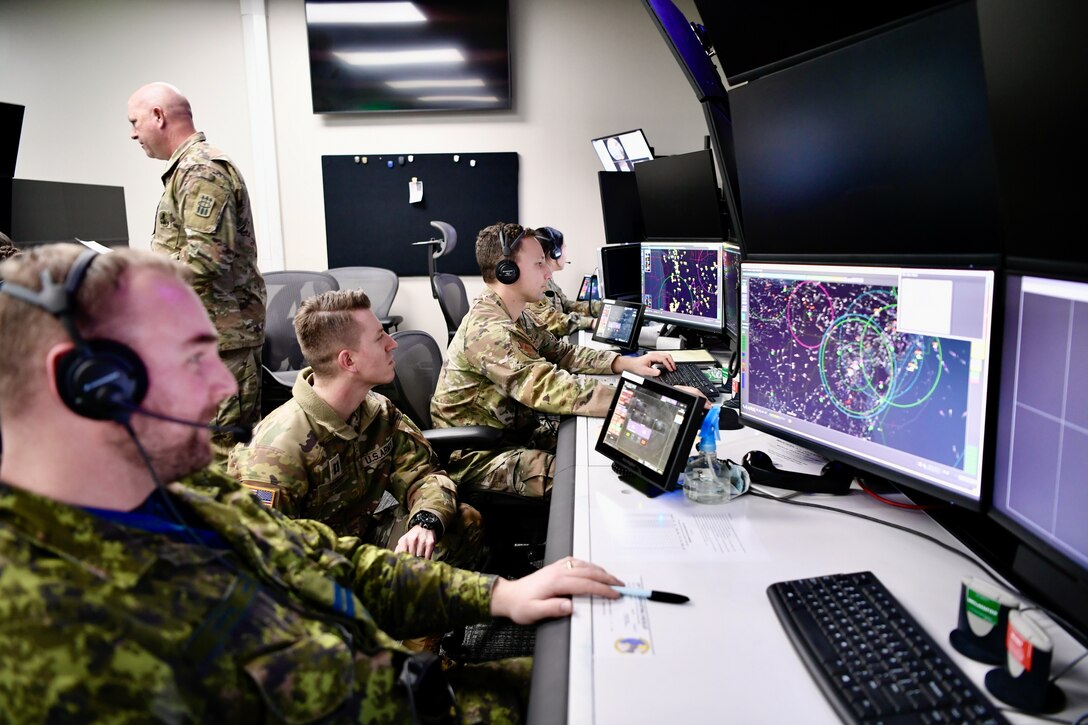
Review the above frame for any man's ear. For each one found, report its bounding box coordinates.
[44,341,77,401]
[336,348,356,374]
[152,105,166,127]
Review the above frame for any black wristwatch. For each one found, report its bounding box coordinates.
[408,510,444,540]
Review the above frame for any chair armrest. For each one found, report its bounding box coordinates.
[422,426,503,458]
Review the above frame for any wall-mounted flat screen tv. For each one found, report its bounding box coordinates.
[305,0,511,114]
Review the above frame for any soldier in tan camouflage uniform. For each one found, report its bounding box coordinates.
[0,243,622,722]
[525,225,601,337]
[430,223,696,498]
[127,82,265,461]
[229,289,484,569]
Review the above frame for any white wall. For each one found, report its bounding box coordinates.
[2,0,712,350]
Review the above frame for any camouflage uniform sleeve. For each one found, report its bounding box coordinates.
[525,299,579,337]
[466,317,618,417]
[227,438,311,518]
[383,400,458,531]
[175,162,239,302]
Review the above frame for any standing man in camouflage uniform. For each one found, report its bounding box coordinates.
[127,81,265,460]
[0,243,622,721]
[525,225,601,337]
[229,289,484,569]
[430,222,693,498]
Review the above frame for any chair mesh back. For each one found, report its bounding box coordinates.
[262,271,339,372]
[325,266,398,318]
[390,330,442,430]
[433,273,469,339]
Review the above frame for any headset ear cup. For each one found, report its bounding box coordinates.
[495,258,520,285]
[56,339,149,421]
[742,449,852,495]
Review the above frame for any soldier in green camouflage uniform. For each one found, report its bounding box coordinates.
[128,82,266,461]
[0,243,622,722]
[229,290,484,570]
[525,226,601,337]
[430,223,684,497]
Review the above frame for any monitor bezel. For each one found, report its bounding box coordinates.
[595,371,707,497]
[592,299,645,352]
[738,259,998,511]
[640,239,726,334]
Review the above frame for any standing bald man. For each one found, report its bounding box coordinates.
[127,82,266,460]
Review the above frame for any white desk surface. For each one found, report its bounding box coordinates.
[564,417,1088,724]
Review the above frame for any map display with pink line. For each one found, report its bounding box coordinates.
[745,276,972,470]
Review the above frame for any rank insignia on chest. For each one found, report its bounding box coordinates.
[329,454,342,480]
[194,193,215,218]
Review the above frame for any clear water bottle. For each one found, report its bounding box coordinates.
[683,405,749,504]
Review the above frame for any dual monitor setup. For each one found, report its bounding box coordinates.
[593,254,1088,648]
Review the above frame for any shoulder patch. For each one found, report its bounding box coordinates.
[243,482,279,508]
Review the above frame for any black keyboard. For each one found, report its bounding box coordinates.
[768,571,1008,724]
[657,362,720,399]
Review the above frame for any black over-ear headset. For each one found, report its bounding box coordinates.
[742,449,854,495]
[535,226,565,260]
[0,249,148,422]
[494,224,524,285]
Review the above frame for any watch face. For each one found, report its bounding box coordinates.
[411,511,440,530]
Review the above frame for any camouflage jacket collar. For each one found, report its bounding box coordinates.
[291,367,378,441]
[478,287,535,331]
[160,131,207,184]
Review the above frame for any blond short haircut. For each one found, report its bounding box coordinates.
[475,222,535,284]
[0,243,190,411]
[293,288,373,376]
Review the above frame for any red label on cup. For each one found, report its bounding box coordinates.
[1007,623,1034,671]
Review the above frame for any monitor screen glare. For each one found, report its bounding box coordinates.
[740,262,994,507]
[640,240,724,334]
[592,129,654,172]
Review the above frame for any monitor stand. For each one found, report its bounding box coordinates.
[611,461,669,498]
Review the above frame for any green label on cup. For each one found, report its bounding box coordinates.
[965,588,1000,624]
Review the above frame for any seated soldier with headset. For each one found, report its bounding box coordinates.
[0,242,623,721]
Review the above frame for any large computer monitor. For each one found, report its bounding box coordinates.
[989,271,1088,643]
[634,149,725,242]
[591,129,654,172]
[598,243,641,301]
[640,240,724,335]
[739,261,995,509]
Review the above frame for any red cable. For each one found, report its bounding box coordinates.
[858,478,942,510]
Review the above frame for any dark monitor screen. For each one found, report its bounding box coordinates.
[596,371,706,497]
[634,149,724,241]
[990,272,1088,642]
[304,0,511,114]
[591,129,653,172]
[597,171,645,245]
[10,179,129,248]
[640,240,723,334]
[598,243,641,300]
[740,261,995,510]
[729,3,1000,260]
[592,299,645,352]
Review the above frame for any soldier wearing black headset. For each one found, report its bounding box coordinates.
[524,225,601,337]
[0,242,626,721]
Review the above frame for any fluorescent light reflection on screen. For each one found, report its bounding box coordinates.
[386,78,486,89]
[306,2,426,25]
[417,95,499,103]
[333,48,464,66]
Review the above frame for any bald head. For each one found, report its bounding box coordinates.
[127,82,197,160]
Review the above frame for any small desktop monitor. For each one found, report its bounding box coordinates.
[739,261,995,509]
[596,371,707,497]
[640,240,724,335]
[990,271,1088,643]
[592,129,654,172]
[634,149,725,241]
[598,243,641,300]
[722,241,741,343]
[597,171,645,245]
[592,299,645,352]
[576,274,599,303]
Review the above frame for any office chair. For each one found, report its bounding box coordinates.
[260,270,339,416]
[433,272,470,345]
[324,266,403,332]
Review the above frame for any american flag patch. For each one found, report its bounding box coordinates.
[243,483,279,508]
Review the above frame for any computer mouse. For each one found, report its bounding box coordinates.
[718,405,743,430]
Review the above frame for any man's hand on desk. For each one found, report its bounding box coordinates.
[489,557,622,624]
[612,350,675,376]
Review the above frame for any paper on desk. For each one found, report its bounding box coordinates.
[667,349,717,363]
[590,488,766,562]
[76,238,113,254]
[592,579,655,657]
[716,426,828,475]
